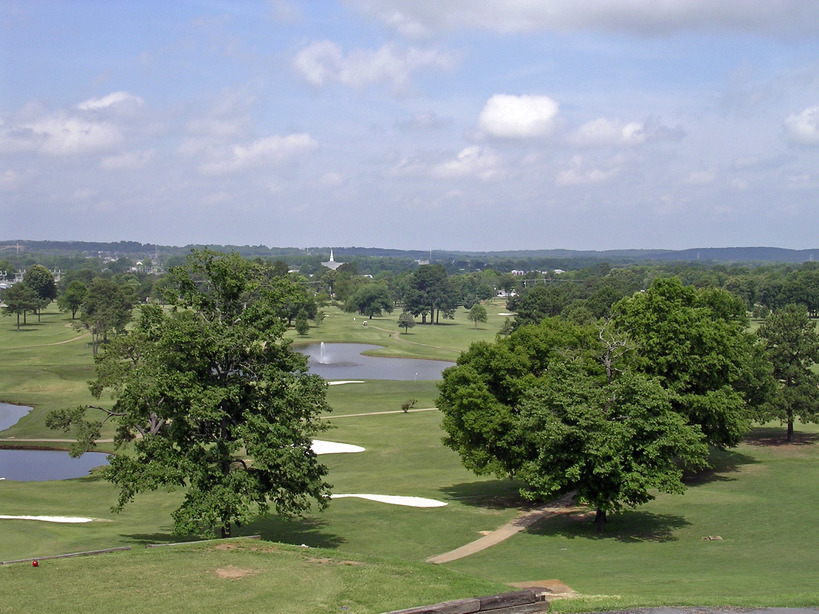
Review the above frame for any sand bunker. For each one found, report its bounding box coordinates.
[497,312,516,316]
[327,380,365,386]
[311,440,365,455]
[0,515,94,523]
[331,494,447,508]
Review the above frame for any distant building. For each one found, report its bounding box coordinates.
[321,249,344,271]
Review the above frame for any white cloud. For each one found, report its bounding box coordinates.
[0,112,123,156]
[569,118,646,147]
[555,155,619,186]
[100,150,155,171]
[431,146,507,181]
[478,94,559,139]
[390,146,507,182]
[785,106,819,145]
[76,91,144,112]
[198,133,319,174]
[293,40,456,91]
[350,0,819,38]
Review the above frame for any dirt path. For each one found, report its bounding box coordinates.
[426,491,580,564]
[5,332,90,350]
[322,407,439,419]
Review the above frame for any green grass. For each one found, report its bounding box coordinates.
[3,301,819,610]
[0,540,508,614]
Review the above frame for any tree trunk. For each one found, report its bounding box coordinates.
[594,508,606,533]
[221,523,231,538]
[16,313,20,331]
[787,410,795,443]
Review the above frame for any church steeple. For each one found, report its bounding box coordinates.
[321,248,343,270]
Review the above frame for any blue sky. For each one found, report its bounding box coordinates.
[3,1,819,251]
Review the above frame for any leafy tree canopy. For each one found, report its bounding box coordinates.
[438,317,707,531]
[23,264,57,302]
[48,250,332,538]
[612,277,767,448]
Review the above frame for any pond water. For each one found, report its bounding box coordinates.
[298,343,453,381]
[0,344,449,481]
[0,402,110,481]
[0,449,110,482]
[0,402,31,432]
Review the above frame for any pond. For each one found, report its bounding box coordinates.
[0,402,110,481]
[0,402,31,432]
[0,449,110,482]
[298,343,453,381]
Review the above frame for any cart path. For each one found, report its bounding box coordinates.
[427,491,580,564]
[5,332,90,350]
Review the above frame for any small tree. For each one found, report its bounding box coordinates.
[2,282,39,331]
[23,264,57,322]
[295,313,310,336]
[57,280,87,319]
[312,310,326,328]
[397,311,416,334]
[467,304,488,329]
[77,278,135,355]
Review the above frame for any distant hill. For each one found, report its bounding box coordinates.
[1,240,817,265]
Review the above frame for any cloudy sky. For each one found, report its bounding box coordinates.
[3,1,819,251]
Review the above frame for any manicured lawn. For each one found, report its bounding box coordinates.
[0,540,509,614]
[3,300,819,611]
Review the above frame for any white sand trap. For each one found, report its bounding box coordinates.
[498,312,516,316]
[331,494,447,508]
[0,515,94,523]
[311,440,365,455]
[327,380,365,386]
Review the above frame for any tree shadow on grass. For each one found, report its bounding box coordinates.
[743,426,819,447]
[527,508,691,543]
[122,516,345,549]
[440,479,529,510]
[683,447,758,486]
[244,515,345,550]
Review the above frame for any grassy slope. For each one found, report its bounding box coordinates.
[0,541,509,614]
[2,301,819,610]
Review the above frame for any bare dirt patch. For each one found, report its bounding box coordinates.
[212,542,239,551]
[510,579,578,599]
[213,565,259,579]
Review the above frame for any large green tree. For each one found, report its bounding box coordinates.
[345,283,393,319]
[612,277,766,448]
[757,304,819,442]
[437,317,707,531]
[48,250,332,538]
[403,264,457,324]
